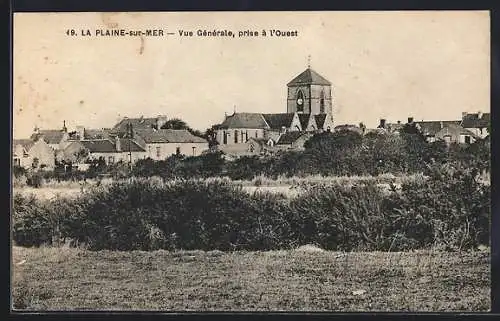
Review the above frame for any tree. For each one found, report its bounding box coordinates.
[161,118,189,130]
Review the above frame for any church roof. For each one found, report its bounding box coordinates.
[218,113,269,129]
[287,68,331,86]
[314,114,328,128]
[262,113,296,130]
[297,114,311,129]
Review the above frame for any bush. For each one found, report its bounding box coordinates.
[12,167,490,251]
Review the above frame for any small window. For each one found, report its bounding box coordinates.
[249,144,255,152]
[245,131,248,142]
[465,135,471,144]
[320,90,325,114]
[108,156,115,164]
[156,146,161,158]
[255,131,258,138]
[235,130,239,143]
[223,131,228,144]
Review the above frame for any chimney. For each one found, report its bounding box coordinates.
[76,126,85,140]
[156,115,168,129]
[462,112,468,119]
[397,120,401,124]
[478,111,483,119]
[407,117,414,124]
[378,119,386,129]
[115,137,121,152]
[62,120,67,133]
[440,121,444,129]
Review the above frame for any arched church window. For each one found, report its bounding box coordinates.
[296,90,304,112]
[320,90,325,114]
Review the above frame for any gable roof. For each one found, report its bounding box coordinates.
[31,130,66,144]
[218,113,269,129]
[437,123,481,140]
[112,117,161,133]
[13,139,35,151]
[247,137,269,146]
[461,112,490,128]
[276,131,309,145]
[298,114,311,130]
[80,139,145,153]
[134,129,207,144]
[314,114,328,128]
[262,113,296,130]
[287,68,331,86]
[415,121,462,136]
[84,128,111,139]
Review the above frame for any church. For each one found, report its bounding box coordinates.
[214,65,334,156]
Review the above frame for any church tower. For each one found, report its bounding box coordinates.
[286,63,333,116]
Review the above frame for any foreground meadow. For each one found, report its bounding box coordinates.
[12,245,490,311]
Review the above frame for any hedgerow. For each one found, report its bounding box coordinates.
[12,163,490,251]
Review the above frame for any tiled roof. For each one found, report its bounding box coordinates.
[247,137,268,146]
[461,112,490,128]
[80,139,145,153]
[298,114,310,129]
[13,139,35,151]
[112,117,163,133]
[262,113,296,130]
[134,129,208,143]
[314,114,327,128]
[334,124,363,134]
[30,130,65,144]
[277,131,308,145]
[287,68,331,86]
[218,113,269,129]
[437,123,481,140]
[386,123,404,132]
[84,129,111,139]
[415,121,462,136]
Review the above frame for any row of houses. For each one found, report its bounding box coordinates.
[376,112,490,144]
[13,116,210,170]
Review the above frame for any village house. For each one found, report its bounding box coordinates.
[460,111,490,139]
[60,137,147,166]
[30,122,69,151]
[13,138,55,170]
[133,128,209,159]
[275,131,314,151]
[382,115,485,145]
[111,115,169,134]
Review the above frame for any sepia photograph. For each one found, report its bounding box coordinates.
[11,11,491,311]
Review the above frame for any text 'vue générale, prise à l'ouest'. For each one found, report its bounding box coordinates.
[67,28,299,38]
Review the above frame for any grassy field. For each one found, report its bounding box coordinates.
[12,246,490,311]
[12,174,424,200]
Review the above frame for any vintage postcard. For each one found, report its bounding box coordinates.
[11,11,490,311]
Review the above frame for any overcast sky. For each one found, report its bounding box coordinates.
[13,11,490,139]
